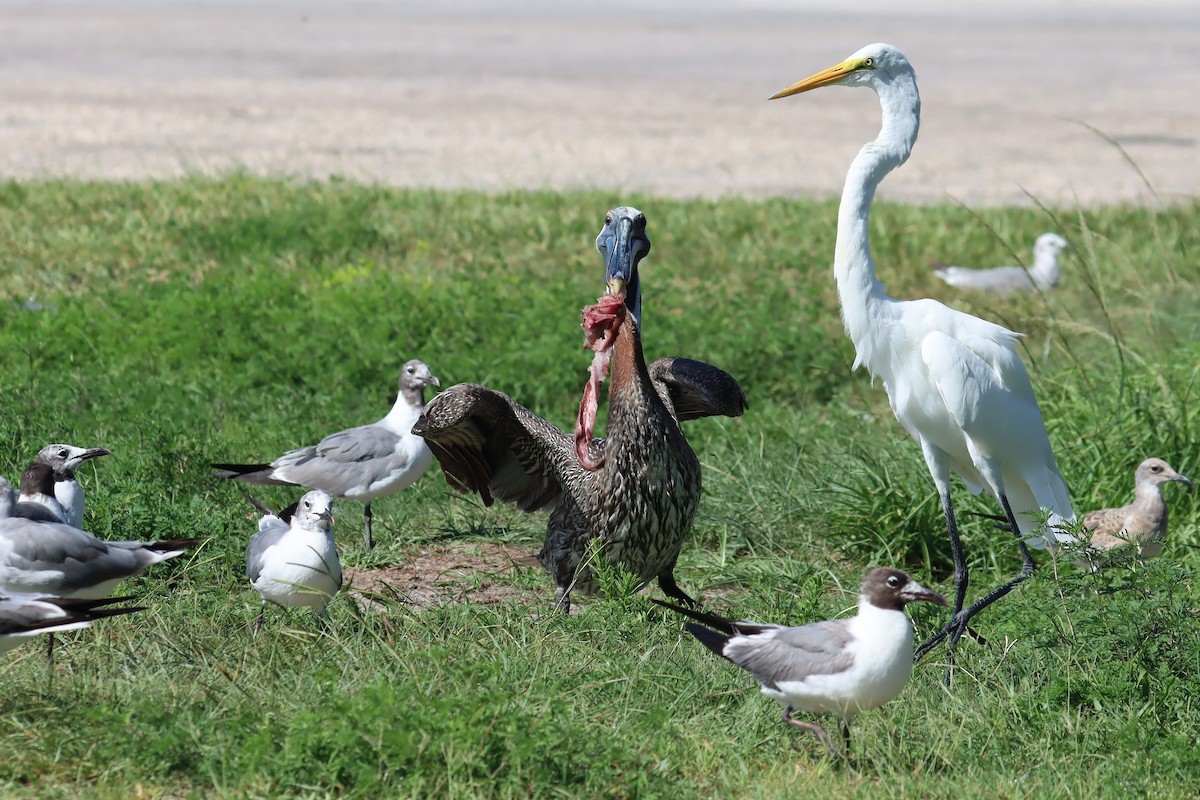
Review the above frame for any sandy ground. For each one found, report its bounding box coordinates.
[1,0,1197,206]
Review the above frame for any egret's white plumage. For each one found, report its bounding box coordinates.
[771,44,1075,657]
[933,233,1069,295]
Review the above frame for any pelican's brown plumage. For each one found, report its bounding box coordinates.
[413,207,746,611]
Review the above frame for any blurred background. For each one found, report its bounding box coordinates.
[2,0,1197,206]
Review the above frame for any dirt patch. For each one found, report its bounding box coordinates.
[344,542,545,609]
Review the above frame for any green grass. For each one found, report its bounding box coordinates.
[0,176,1198,798]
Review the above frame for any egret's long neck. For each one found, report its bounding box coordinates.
[834,74,920,368]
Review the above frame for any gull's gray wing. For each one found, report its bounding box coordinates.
[0,518,170,593]
[246,515,289,583]
[722,618,856,690]
[0,593,143,637]
[648,357,747,422]
[270,424,407,496]
[411,383,584,512]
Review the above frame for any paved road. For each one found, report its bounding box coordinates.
[2,0,1197,205]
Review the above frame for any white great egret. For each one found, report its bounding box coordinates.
[770,44,1076,659]
[932,233,1070,295]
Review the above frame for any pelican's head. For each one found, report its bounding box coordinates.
[1034,233,1070,260]
[596,206,650,324]
[769,43,912,99]
[296,490,335,533]
[35,443,112,479]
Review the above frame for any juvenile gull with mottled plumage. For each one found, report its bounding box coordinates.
[1084,458,1192,559]
[213,359,440,550]
[655,568,945,757]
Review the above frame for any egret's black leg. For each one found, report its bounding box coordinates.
[918,494,1037,662]
[916,490,969,666]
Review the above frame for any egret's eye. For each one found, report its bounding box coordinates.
[863,57,875,68]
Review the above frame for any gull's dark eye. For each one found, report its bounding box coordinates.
[59,449,69,458]
[605,214,613,225]
[1151,464,1163,472]
[887,575,901,588]
[406,366,415,374]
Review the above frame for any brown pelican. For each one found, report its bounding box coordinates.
[413,207,746,611]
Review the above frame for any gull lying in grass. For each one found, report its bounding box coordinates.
[931,233,1070,295]
[0,593,144,655]
[0,471,198,599]
[214,359,440,550]
[655,568,945,757]
[246,490,342,634]
[1084,458,1192,560]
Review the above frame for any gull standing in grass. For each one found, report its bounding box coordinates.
[0,593,144,655]
[769,44,1075,664]
[27,443,111,528]
[655,568,945,757]
[213,359,440,550]
[246,489,341,634]
[932,233,1070,295]
[1084,458,1192,559]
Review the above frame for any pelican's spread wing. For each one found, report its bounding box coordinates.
[648,357,748,422]
[724,619,856,689]
[411,383,578,512]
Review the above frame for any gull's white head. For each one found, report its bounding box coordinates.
[36,443,112,478]
[1034,233,1070,259]
[1135,458,1193,490]
[295,490,335,533]
[770,43,913,99]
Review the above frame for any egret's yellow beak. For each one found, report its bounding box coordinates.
[770,57,864,100]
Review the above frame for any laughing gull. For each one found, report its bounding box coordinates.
[246,489,341,633]
[1084,458,1193,560]
[0,593,144,655]
[0,474,199,600]
[213,359,440,550]
[12,463,69,523]
[655,568,946,757]
[932,233,1070,295]
[26,443,111,528]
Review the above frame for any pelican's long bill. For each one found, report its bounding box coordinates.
[769,56,871,100]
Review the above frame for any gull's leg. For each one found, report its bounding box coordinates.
[45,633,56,669]
[363,502,374,550]
[783,707,836,759]
[253,602,266,636]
